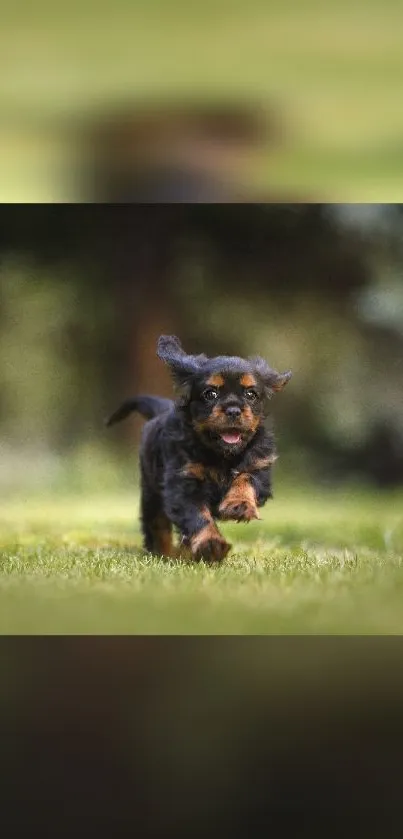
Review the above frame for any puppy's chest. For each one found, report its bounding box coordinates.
[182,461,239,501]
[204,466,235,491]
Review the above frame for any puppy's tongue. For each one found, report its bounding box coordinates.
[221,432,241,445]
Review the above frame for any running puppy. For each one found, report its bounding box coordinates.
[106,335,292,562]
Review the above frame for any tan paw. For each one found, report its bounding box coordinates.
[219,498,260,523]
[192,535,231,563]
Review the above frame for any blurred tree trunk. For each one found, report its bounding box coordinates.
[98,207,182,443]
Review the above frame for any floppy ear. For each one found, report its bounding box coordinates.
[157,335,207,394]
[250,356,292,395]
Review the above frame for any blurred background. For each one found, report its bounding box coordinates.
[1,202,402,496]
[2,637,403,831]
[3,0,403,202]
[3,1,403,814]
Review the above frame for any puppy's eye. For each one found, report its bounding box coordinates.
[203,387,219,402]
[245,389,258,402]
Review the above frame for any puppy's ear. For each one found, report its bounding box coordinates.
[157,335,207,395]
[250,356,292,395]
[157,335,185,362]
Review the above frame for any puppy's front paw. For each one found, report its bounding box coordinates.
[219,497,260,523]
[219,474,260,523]
[190,529,231,563]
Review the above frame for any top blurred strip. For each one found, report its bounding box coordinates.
[2,0,403,202]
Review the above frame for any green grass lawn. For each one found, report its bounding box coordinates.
[1,485,403,634]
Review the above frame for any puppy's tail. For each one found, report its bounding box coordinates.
[105,395,174,427]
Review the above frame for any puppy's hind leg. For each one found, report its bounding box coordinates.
[140,485,174,558]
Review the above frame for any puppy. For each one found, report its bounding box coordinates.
[106,335,292,562]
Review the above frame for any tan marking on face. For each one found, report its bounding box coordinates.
[206,373,224,387]
[242,405,260,433]
[193,403,226,435]
[240,374,258,388]
[195,400,260,440]
[219,473,259,522]
[150,513,174,556]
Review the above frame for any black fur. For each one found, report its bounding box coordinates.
[106,335,292,562]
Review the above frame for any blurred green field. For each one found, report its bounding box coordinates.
[1,485,403,634]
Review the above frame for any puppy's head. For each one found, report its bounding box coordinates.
[157,335,292,457]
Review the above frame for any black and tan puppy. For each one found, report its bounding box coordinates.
[106,335,292,562]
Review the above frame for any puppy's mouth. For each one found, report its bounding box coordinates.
[195,421,253,453]
[220,431,242,445]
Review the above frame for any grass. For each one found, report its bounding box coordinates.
[1,484,403,634]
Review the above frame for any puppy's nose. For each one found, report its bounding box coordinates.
[225,405,242,420]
